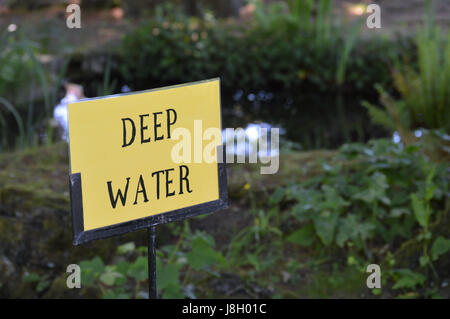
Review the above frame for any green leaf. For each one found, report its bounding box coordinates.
[127,256,148,282]
[114,260,131,276]
[100,266,124,286]
[286,224,315,247]
[425,185,436,201]
[372,288,382,296]
[247,253,260,271]
[431,237,450,261]
[36,278,50,293]
[353,189,377,204]
[419,255,430,267]
[336,215,375,247]
[162,283,184,299]
[79,256,105,286]
[410,194,428,227]
[353,173,390,205]
[390,208,410,218]
[270,187,285,205]
[290,202,314,222]
[186,236,224,271]
[392,269,425,290]
[157,262,180,291]
[102,289,132,299]
[118,242,136,254]
[22,272,41,283]
[313,210,338,246]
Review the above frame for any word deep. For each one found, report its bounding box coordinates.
[121,108,177,147]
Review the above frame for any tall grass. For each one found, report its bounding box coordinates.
[0,29,68,152]
[363,16,450,135]
[253,0,362,87]
[0,97,25,148]
[253,0,334,47]
[97,55,118,97]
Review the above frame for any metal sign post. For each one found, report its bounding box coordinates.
[148,226,157,299]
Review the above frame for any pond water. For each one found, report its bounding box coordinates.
[221,90,388,151]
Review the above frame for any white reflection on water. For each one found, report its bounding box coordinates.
[222,122,284,158]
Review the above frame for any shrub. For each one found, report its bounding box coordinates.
[119,1,400,96]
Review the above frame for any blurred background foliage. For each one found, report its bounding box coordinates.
[0,0,449,299]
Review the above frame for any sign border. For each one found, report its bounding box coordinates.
[68,79,228,245]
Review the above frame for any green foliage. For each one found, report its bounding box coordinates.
[431,237,450,261]
[186,235,225,271]
[0,30,35,101]
[283,139,447,250]
[9,138,446,299]
[272,139,448,295]
[0,29,69,152]
[286,224,315,247]
[79,226,227,299]
[22,272,51,293]
[119,2,397,95]
[363,17,450,133]
[391,269,426,290]
[38,139,434,299]
[80,256,105,285]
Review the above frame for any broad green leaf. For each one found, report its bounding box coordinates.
[127,256,148,282]
[353,189,376,204]
[114,260,131,276]
[79,256,105,285]
[102,289,132,299]
[162,283,184,299]
[390,208,410,218]
[157,263,180,291]
[392,269,425,290]
[186,237,223,270]
[425,185,436,201]
[336,215,375,247]
[286,224,315,247]
[192,231,216,247]
[410,194,428,227]
[313,210,338,246]
[419,255,430,267]
[99,266,124,286]
[117,242,136,254]
[320,185,350,210]
[270,187,285,205]
[22,272,41,282]
[290,202,314,222]
[247,254,260,271]
[36,278,50,293]
[431,236,450,261]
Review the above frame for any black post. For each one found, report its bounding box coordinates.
[148,226,157,299]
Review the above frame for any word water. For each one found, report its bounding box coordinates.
[107,165,192,208]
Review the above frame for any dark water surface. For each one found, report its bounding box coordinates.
[221,90,388,150]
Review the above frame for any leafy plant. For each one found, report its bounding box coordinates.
[274,139,448,296]
[391,269,426,290]
[22,272,51,294]
[363,7,450,135]
[119,1,396,96]
[78,223,227,299]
